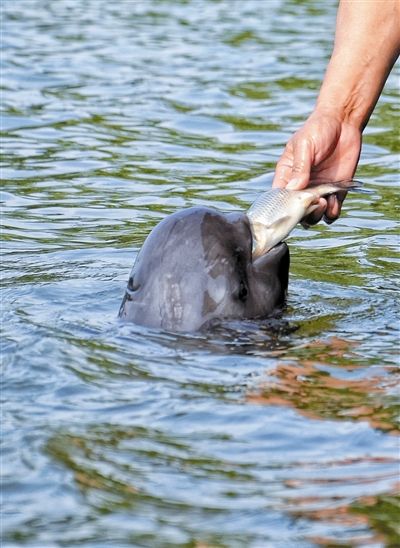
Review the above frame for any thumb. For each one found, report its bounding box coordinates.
[286,138,313,189]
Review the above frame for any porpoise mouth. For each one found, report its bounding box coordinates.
[260,241,287,256]
[252,240,289,267]
[269,241,286,251]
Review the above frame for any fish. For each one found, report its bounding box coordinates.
[247,180,361,258]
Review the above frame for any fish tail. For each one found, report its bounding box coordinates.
[309,179,364,197]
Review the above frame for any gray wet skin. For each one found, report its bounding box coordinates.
[119,207,289,332]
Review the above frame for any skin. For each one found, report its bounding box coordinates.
[272,0,400,225]
[119,207,289,332]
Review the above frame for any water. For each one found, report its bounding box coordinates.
[2,1,399,546]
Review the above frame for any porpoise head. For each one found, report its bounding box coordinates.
[119,206,289,332]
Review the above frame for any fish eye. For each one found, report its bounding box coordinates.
[128,276,140,292]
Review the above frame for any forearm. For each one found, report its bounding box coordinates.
[316,0,400,131]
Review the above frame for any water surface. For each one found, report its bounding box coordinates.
[2,1,399,546]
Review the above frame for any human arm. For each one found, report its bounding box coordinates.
[272,0,400,224]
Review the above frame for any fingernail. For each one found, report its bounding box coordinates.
[287,178,301,189]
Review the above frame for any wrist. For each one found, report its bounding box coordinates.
[315,56,373,131]
[313,98,365,132]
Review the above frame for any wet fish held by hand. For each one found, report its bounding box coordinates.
[247,180,361,258]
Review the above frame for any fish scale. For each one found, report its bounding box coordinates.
[247,181,360,258]
[248,188,301,222]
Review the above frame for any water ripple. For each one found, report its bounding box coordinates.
[2,0,399,546]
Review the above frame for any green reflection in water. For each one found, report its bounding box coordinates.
[250,337,399,434]
[351,494,400,546]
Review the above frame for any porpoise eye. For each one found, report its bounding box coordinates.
[128,276,140,291]
[238,280,248,301]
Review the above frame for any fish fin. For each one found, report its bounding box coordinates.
[251,216,293,235]
[304,202,320,217]
[270,215,293,229]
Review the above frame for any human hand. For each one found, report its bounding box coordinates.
[272,111,362,225]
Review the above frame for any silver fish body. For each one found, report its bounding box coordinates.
[247,182,358,258]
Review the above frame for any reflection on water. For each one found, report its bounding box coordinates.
[248,337,399,433]
[2,0,399,546]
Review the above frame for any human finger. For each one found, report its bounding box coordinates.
[286,138,313,190]
[323,191,346,223]
[272,152,293,188]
